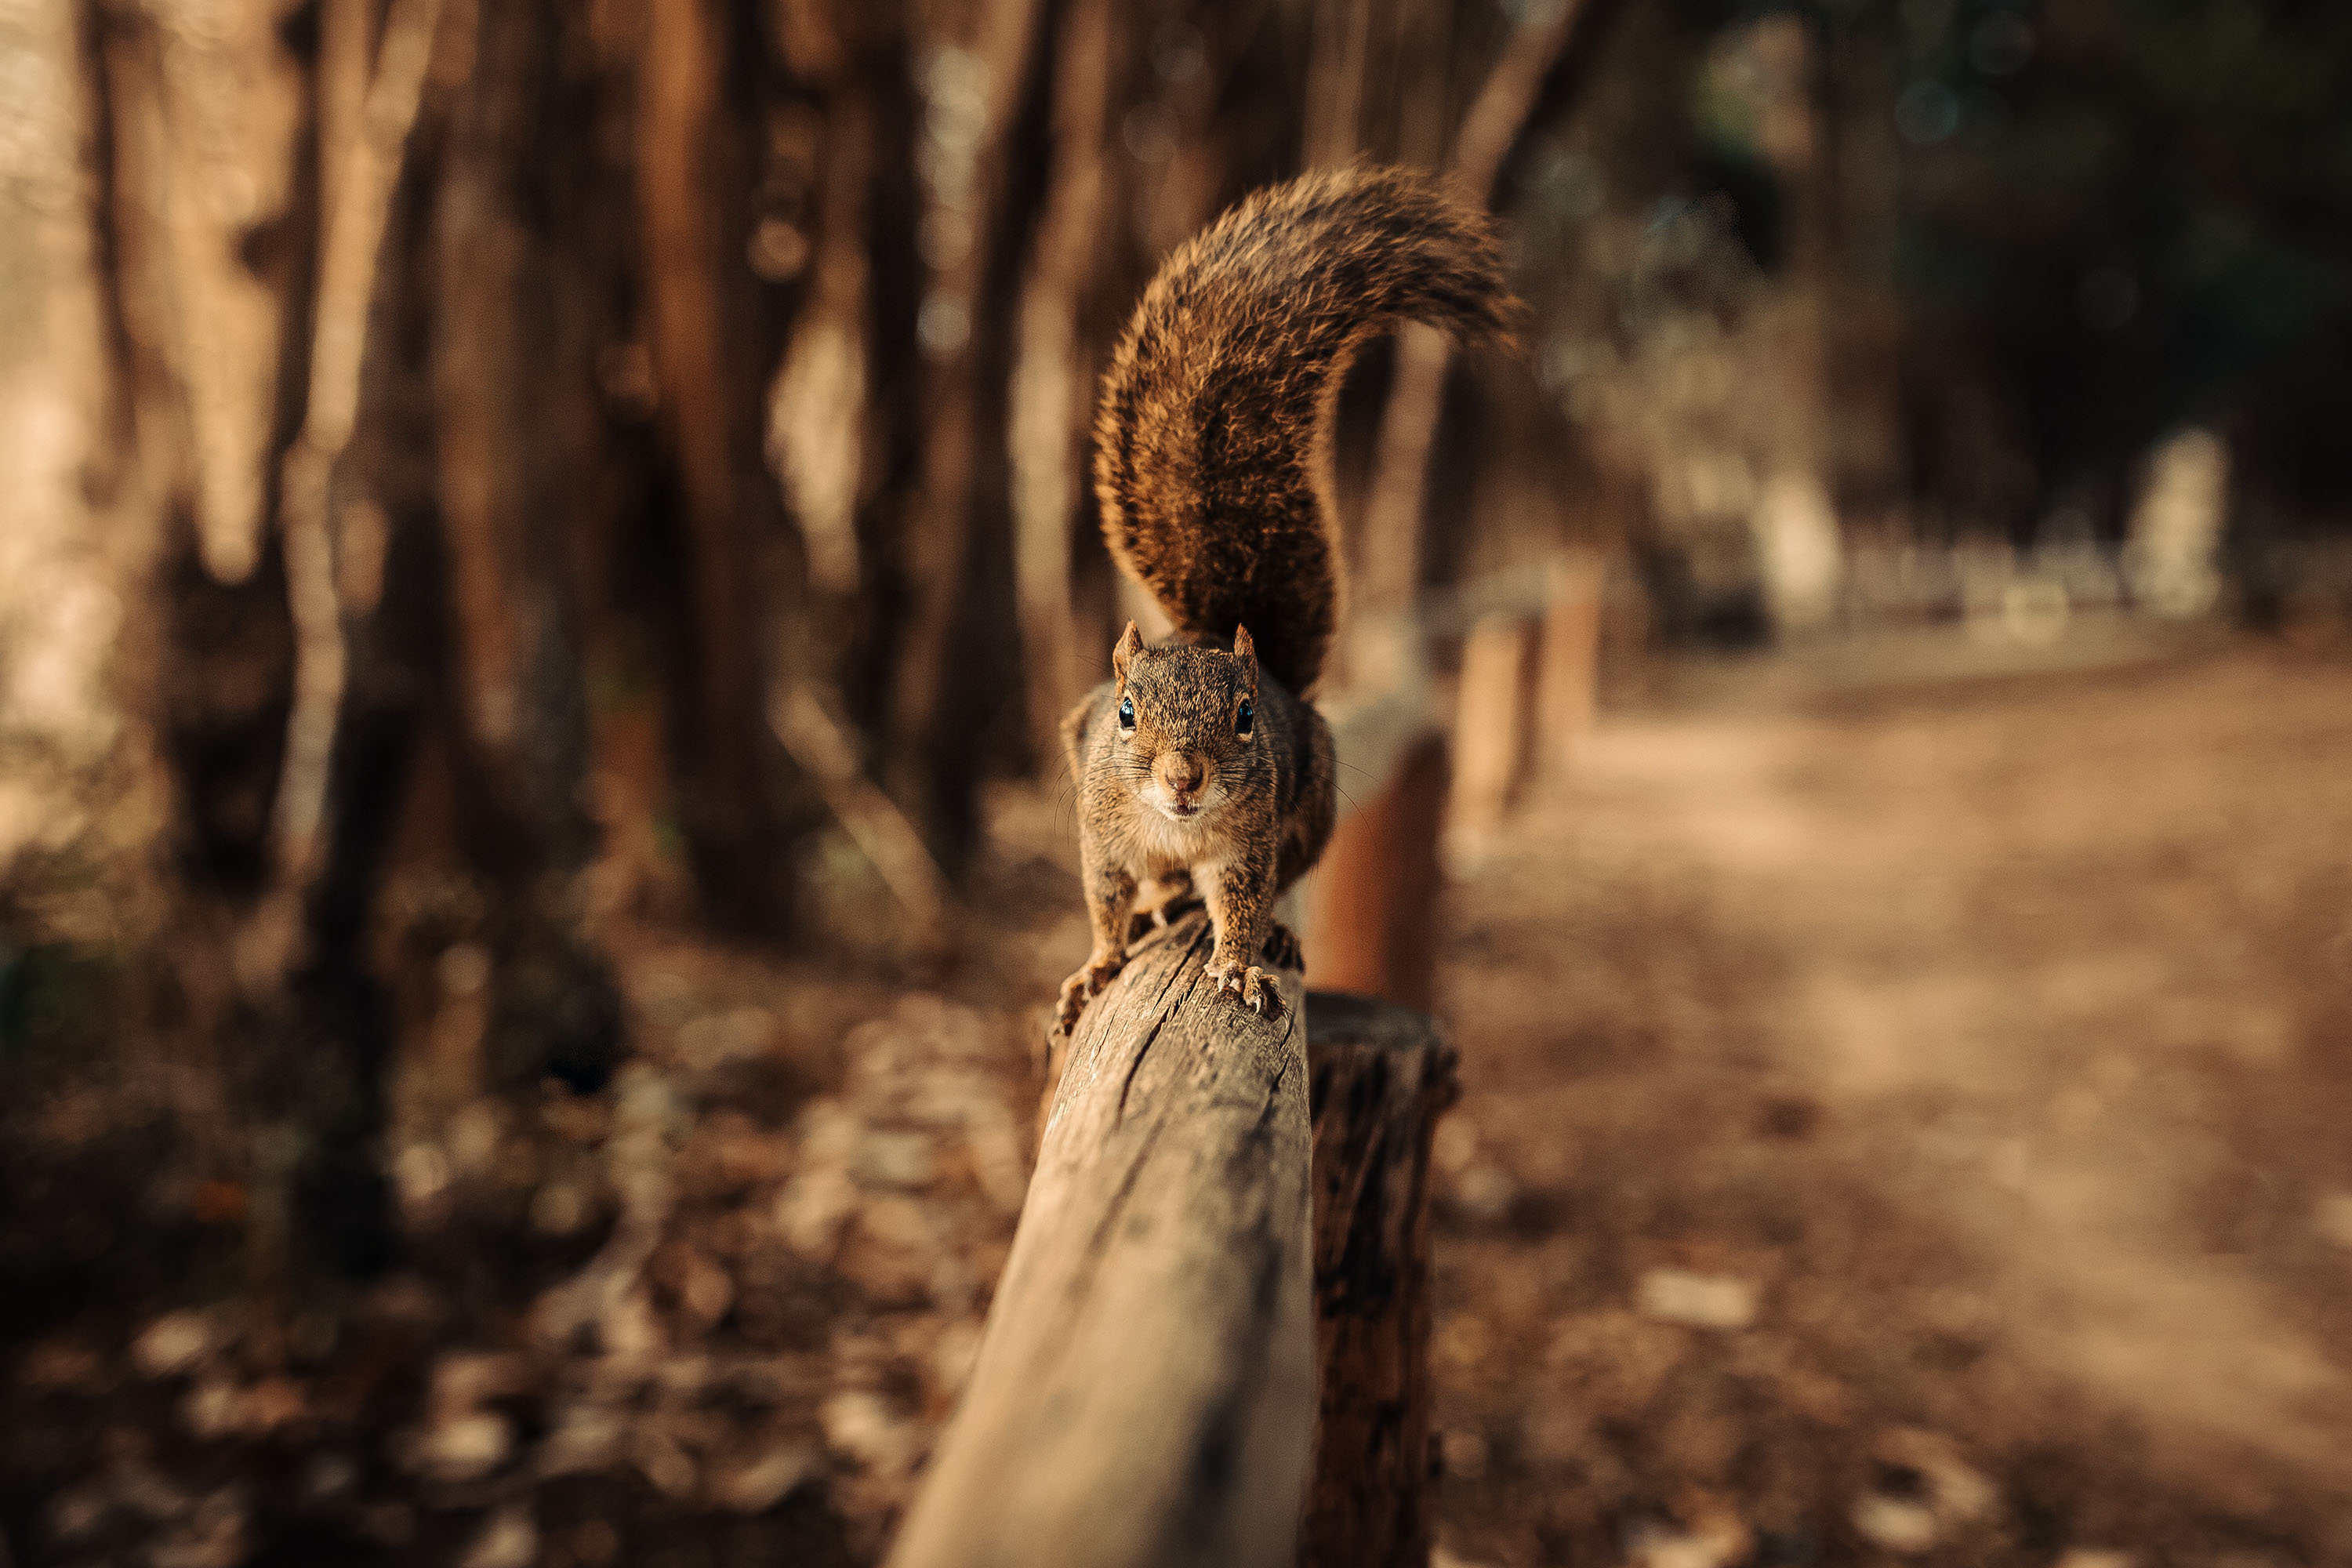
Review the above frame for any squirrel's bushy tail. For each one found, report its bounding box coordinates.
[1092,165,1520,695]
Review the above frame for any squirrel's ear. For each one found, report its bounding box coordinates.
[1112,621,1143,686]
[1232,625,1258,685]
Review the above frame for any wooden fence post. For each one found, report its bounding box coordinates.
[1301,728,1450,1012]
[887,911,1315,1568]
[1302,994,1459,1568]
[1449,612,1539,846]
[1536,550,1606,781]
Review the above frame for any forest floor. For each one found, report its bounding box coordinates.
[3,626,2350,1568]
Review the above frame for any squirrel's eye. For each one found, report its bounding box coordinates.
[1117,696,1134,731]
[1236,699,1254,735]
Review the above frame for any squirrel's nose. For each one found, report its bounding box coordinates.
[1162,755,1206,795]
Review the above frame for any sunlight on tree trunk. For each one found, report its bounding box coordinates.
[256,0,446,985]
[144,0,303,586]
[0,0,164,944]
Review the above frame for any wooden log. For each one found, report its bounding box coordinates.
[1302,728,1451,1011]
[1535,550,1606,782]
[888,911,1315,1568]
[1301,994,1460,1568]
[1447,612,1539,845]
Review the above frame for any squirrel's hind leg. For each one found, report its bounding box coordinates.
[1261,921,1304,974]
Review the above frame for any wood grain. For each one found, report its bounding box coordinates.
[887,910,1314,1568]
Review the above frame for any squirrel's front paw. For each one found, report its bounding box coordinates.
[1204,956,1280,1018]
[1054,953,1125,1034]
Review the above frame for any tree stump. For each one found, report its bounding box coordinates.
[1301,993,1460,1568]
[887,910,1315,1568]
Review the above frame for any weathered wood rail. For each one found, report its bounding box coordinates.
[885,911,1457,1568]
[887,911,1315,1568]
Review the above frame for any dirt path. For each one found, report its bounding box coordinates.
[1428,641,2352,1567]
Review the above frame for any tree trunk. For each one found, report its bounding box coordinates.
[637,0,812,929]
[422,0,618,1087]
[0,0,165,946]
[883,0,1048,862]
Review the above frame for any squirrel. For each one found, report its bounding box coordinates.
[1054,164,1520,1035]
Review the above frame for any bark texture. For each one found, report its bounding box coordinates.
[1302,992,1459,1568]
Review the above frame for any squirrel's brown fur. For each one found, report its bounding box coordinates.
[1093,164,1522,697]
[1055,166,1519,1033]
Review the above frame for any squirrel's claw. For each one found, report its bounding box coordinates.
[1205,956,1280,1019]
[1054,953,1125,1035]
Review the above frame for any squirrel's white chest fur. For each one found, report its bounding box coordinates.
[1120,792,1239,877]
